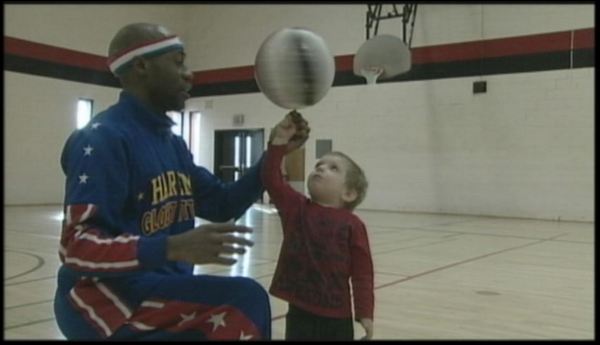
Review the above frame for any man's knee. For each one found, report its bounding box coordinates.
[228,277,270,311]
[232,277,268,299]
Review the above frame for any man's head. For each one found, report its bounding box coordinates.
[108,23,192,113]
[307,151,368,210]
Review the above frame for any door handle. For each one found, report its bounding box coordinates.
[219,165,240,171]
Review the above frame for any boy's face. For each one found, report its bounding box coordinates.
[307,154,354,208]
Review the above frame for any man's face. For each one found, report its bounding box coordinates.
[145,49,193,112]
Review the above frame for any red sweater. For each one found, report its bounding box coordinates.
[262,144,374,320]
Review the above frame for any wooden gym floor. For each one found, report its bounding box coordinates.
[4,204,594,340]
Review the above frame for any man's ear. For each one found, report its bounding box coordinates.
[131,57,149,76]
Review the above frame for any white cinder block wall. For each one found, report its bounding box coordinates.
[4,72,119,205]
[5,5,594,222]
[4,4,190,205]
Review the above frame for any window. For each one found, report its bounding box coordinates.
[166,111,202,166]
[234,135,240,180]
[167,111,183,136]
[189,111,202,166]
[76,98,93,129]
[246,135,252,167]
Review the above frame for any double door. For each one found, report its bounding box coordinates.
[214,129,264,183]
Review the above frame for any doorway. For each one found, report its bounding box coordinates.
[214,129,264,183]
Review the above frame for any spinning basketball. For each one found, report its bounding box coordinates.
[255,27,335,110]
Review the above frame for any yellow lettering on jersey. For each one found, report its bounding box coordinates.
[178,173,193,196]
[167,171,178,198]
[151,176,164,206]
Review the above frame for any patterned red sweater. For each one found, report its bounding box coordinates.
[262,144,374,320]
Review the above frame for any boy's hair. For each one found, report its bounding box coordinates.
[327,151,368,210]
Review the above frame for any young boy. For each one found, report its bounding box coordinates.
[262,111,374,340]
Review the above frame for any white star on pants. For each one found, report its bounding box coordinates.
[206,312,227,332]
[239,331,253,340]
[83,145,94,156]
[78,174,89,184]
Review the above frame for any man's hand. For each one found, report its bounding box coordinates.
[167,223,254,265]
[269,110,310,153]
[359,318,374,340]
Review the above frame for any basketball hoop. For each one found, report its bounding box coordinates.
[353,34,411,85]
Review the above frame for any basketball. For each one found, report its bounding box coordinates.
[254,27,335,110]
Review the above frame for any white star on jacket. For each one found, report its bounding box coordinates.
[78,174,89,184]
[83,145,94,156]
[91,122,101,129]
[206,312,227,332]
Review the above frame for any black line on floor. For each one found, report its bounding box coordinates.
[4,299,53,311]
[4,317,56,330]
[4,250,46,281]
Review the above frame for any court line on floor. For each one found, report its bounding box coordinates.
[365,218,482,230]
[271,233,566,321]
[5,275,56,287]
[4,249,46,281]
[374,233,567,290]
[372,237,460,256]
[5,230,580,326]
[4,317,56,330]
[3,232,573,332]
[194,259,277,276]
[253,267,411,282]
[4,230,61,239]
[372,224,591,244]
[4,299,53,310]
[374,270,410,277]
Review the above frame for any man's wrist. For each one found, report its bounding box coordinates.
[166,236,181,261]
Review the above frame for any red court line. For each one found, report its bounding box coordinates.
[270,233,566,321]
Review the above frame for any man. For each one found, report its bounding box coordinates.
[54,23,309,340]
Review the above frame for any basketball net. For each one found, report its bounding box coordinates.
[360,66,384,85]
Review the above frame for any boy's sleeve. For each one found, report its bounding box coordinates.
[261,144,306,219]
[60,126,168,278]
[350,218,375,320]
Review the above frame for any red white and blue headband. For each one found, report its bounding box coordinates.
[107,35,184,75]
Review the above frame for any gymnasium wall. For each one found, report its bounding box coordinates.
[4,4,189,205]
[4,4,594,221]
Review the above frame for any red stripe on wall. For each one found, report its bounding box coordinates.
[335,54,354,72]
[193,54,367,84]
[481,31,571,58]
[573,28,594,49]
[192,29,587,81]
[5,27,594,85]
[192,65,254,85]
[4,36,108,72]
[412,30,572,65]
[412,40,484,64]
